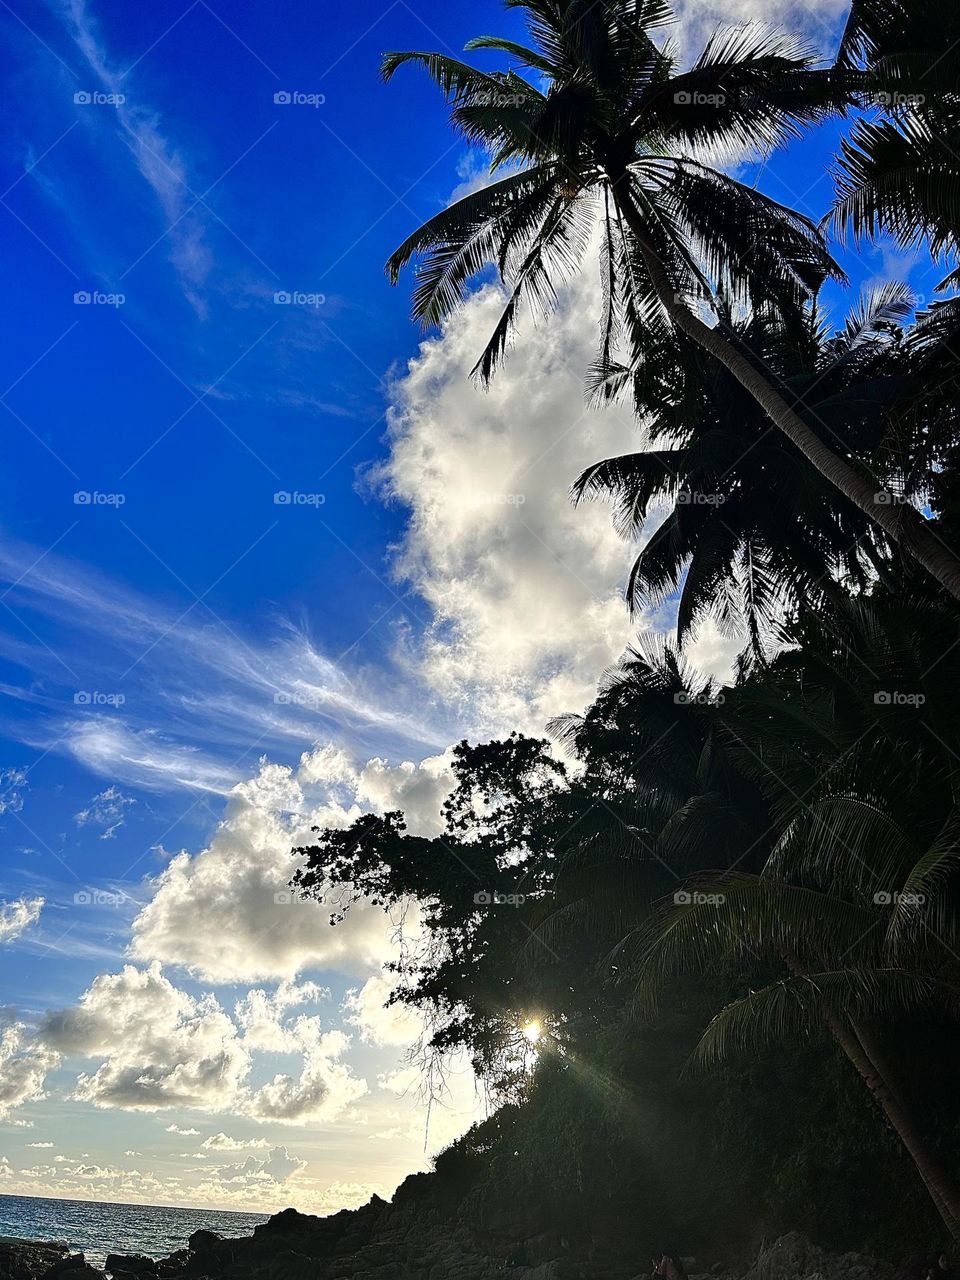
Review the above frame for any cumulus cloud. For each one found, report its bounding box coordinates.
[246,1023,367,1125]
[216,1144,305,1185]
[0,896,44,944]
[128,746,450,985]
[343,975,422,1049]
[673,0,848,57]
[376,275,697,738]
[35,961,366,1126]
[234,981,329,1052]
[0,1024,59,1120]
[42,964,250,1112]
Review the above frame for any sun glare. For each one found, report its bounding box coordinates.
[522,1019,542,1044]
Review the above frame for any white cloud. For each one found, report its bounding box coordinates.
[343,975,422,1049]
[0,768,27,814]
[128,744,453,987]
[234,980,329,1052]
[42,963,251,1112]
[376,277,656,736]
[0,896,44,944]
[59,0,213,312]
[216,1144,305,1185]
[75,785,136,839]
[166,1124,201,1136]
[0,1024,59,1120]
[25,1141,54,1148]
[246,1023,367,1125]
[201,1133,270,1152]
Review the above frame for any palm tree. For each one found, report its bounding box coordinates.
[382,0,960,601]
[635,590,960,1236]
[574,284,918,655]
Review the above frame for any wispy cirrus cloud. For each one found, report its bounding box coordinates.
[56,0,214,312]
[0,537,447,794]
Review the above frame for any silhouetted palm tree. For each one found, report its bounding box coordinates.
[383,0,960,599]
[574,284,918,655]
[636,591,960,1236]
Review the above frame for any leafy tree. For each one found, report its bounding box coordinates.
[637,591,960,1236]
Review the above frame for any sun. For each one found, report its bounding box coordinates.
[521,1019,542,1044]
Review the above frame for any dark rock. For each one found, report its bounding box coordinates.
[45,1256,88,1278]
[0,1240,72,1280]
[186,1237,223,1259]
[253,1213,318,1239]
[743,1235,895,1280]
[105,1257,158,1278]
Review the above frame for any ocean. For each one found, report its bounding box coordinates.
[0,1194,270,1267]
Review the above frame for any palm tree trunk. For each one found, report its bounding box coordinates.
[615,196,960,604]
[828,1012,960,1238]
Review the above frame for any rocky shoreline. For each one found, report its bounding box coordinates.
[0,1196,898,1280]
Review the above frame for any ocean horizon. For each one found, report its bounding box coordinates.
[0,1194,272,1267]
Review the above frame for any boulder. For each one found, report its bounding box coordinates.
[105,1258,158,1278]
[0,1241,71,1280]
[743,1235,895,1280]
[186,1236,223,1258]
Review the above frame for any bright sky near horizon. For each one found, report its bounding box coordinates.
[0,0,941,1215]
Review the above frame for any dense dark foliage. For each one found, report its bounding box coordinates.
[292,0,960,1256]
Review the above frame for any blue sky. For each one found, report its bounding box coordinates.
[0,0,944,1215]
